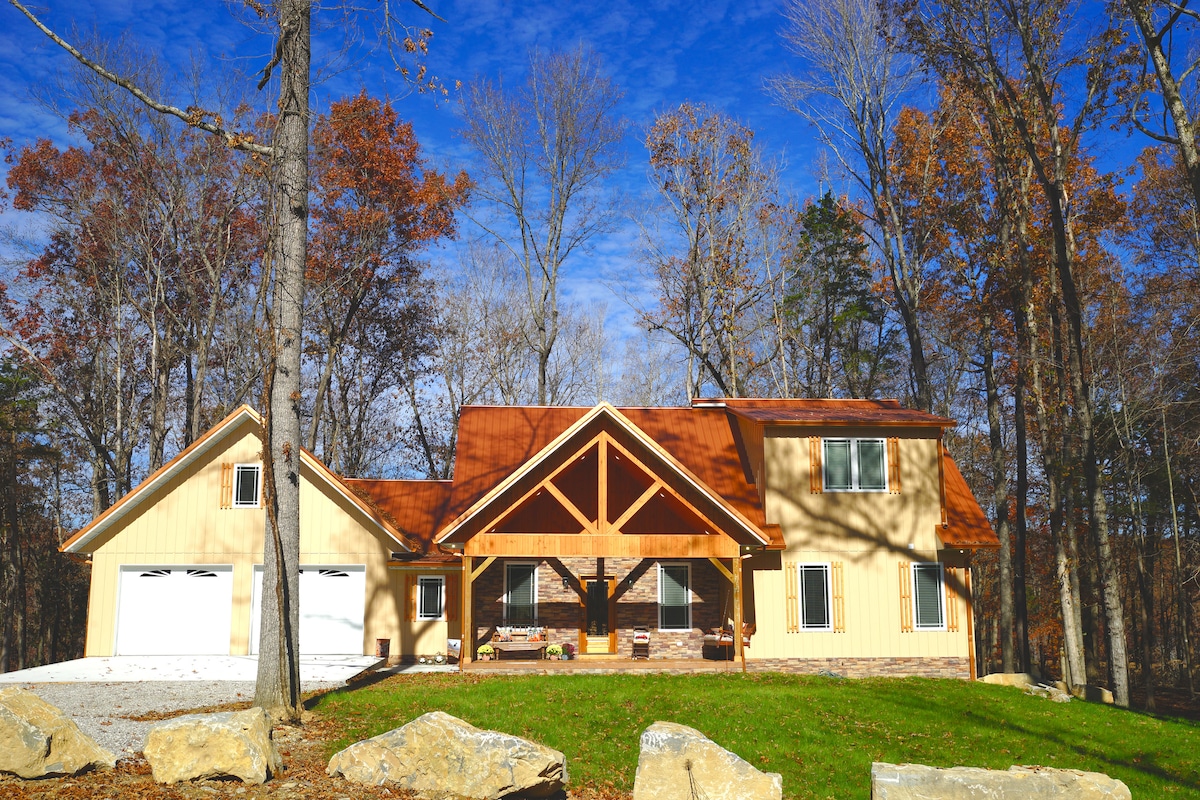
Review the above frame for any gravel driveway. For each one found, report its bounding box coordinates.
[19,679,348,759]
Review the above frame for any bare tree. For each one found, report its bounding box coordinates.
[459,46,626,405]
[770,0,937,412]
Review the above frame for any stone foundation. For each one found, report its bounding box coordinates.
[745,656,970,679]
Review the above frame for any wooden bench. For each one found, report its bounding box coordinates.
[492,626,548,660]
[703,623,755,652]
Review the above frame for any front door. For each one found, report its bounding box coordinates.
[580,577,616,654]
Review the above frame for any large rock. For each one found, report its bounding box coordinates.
[871,762,1131,799]
[143,708,281,784]
[980,672,1039,688]
[0,686,116,778]
[632,721,782,800]
[327,710,566,798]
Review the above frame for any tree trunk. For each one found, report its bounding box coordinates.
[982,310,1014,673]
[253,0,309,724]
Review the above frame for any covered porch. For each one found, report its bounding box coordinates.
[440,408,775,668]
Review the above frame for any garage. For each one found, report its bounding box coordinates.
[250,565,366,655]
[115,566,234,655]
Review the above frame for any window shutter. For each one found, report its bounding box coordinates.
[808,438,823,494]
[899,562,913,632]
[445,573,460,622]
[887,438,902,494]
[406,575,418,622]
[219,463,233,509]
[785,562,798,633]
[945,567,959,632]
[832,561,845,633]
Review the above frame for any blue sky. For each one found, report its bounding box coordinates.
[0,0,829,334]
[0,0,1148,338]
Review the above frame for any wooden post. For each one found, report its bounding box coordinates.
[462,556,473,668]
[732,556,745,671]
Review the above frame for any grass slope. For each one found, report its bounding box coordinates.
[315,672,1200,799]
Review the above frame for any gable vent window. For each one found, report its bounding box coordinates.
[233,464,262,508]
[823,438,887,492]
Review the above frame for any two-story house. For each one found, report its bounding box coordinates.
[61,398,997,677]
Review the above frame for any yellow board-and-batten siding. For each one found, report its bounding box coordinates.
[749,425,971,663]
[82,416,409,657]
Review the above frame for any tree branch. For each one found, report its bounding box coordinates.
[9,0,273,156]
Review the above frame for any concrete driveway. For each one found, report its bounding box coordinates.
[0,654,385,684]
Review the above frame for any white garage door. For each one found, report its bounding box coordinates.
[250,565,366,655]
[115,566,233,655]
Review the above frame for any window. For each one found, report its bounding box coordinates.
[504,563,537,624]
[417,576,444,620]
[823,438,886,491]
[658,563,691,630]
[798,564,832,631]
[233,464,261,507]
[912,563,945,630]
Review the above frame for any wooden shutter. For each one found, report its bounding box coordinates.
[945,567,959,632]
[445,573,460,622]
[785,562,799,633]
[832,561,845,633]
[219,463,233,509]
[405,574,418,622]
[887,438,902,494]
[899,562,913,632]
[808,438,823,493]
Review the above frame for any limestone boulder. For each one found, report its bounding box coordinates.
[871,762,1131,799]
[142,708,281,784]
[980,672,1039,688]
[327,710,567,799]
[632,721,782,800]
[1025,683,1073,703]
[0,686,116,778]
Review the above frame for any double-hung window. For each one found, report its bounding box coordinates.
[658,563,691,630]
[504,563,537,624]
[798,564,832,631]
[823,438,887,491]
[232,464,262,507]
[912,563,945,630]
[417,576,444,620]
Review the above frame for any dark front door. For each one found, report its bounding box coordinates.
[586,580,609,636]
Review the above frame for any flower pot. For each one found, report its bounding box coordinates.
[549,654,560,661]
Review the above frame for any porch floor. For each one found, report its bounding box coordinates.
[461,657,744,674]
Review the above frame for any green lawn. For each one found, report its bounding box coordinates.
[313,672,1200,799]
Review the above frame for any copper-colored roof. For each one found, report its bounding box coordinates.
[940,454,1000,549]
[706,397,956,427]
[344,479,453,553]
[441,404,780,547]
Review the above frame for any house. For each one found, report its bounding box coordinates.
[61,398,998,678]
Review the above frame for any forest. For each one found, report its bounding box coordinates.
[0,0,1196,714]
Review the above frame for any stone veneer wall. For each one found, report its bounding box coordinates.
[468,556,725,659]
[745,656,970,679]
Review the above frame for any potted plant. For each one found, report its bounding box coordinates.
[563,642,576,660]
[477,643,495,661]
[546,644,563,661]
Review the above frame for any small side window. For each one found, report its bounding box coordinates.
[233,464,261,508]
[912,563,946,630]
[418,576,445,620]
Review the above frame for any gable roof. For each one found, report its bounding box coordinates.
[710,397,956,427]
[436,402,778,548]
[939,451,1000,549]
[61,405,416,555]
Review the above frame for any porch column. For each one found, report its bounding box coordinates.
[732,555,744,670]
[462,556,473,667]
